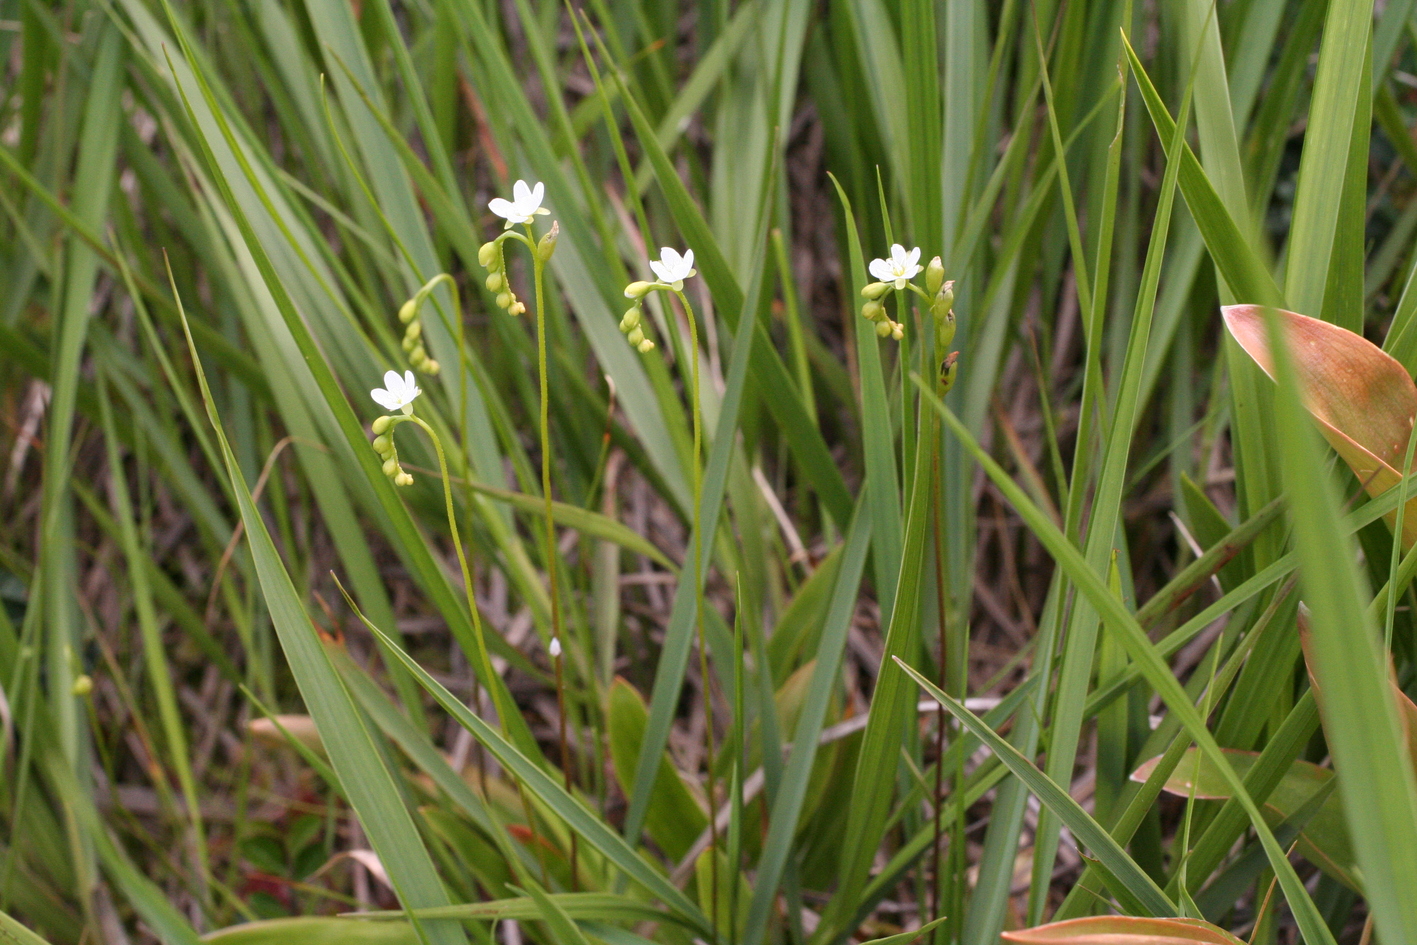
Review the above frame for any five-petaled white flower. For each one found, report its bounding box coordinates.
[371,370,422,415]
[649,247,696,289]
[488,180,550,228]
[869,244,923,290]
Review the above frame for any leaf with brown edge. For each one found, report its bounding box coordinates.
[1223,304,1417,546]
[1131,744,1359,891]
[1001,916,1246,945]
[1297,606,1417,788]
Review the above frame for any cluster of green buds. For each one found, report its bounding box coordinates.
[396,291,441,376]
[478,239,527,316]
[927,264,959,395]
[619,247,696,353]
[370,371,421,486]
[618,297,655,353]
[860,285,905,339]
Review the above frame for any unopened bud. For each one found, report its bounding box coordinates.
[396,472,414,486]
[485,272,504,292]
[934,280,954,313]
[423,359,440,375]
[862,300,884,321]
[537,222,559,262]
[398,299,418,323]
[72,674,93,696]
[875,319,892,338]
[890,322,903,340]
[624,281,654,299]
[637,338,655,353]
[372,434,391,455]
[627,326,645,347]
[934,309,956,350]
[372,416,392,435]
[620,307,641,332]
[382,458,399,477]
[478,241,500,269]
[549,636,562,658]
[401,335,417,353]
[939,351,959,394]
[925,257,945,296]
[862,281,891,300]
[404,320,423,341]
[509,301,526,316]
[496,292,513,310]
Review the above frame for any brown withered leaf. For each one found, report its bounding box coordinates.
[1223,304,1417,546]
[1001,916,1245,945]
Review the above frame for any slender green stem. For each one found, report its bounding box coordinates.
[526,221,578,887]
[674,286,717,938]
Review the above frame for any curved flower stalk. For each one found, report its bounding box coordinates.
[618,247,720,924]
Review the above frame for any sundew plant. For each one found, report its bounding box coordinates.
[10,1,1417,944]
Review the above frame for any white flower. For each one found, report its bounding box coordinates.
[371,370,422,415]
[868,244,923,290]
[488,180,550,228]
[549,637,562,658]
[649,247,696,288]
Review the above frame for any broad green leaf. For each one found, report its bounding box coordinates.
[606,678,708,862]
[1133,748,1358,891]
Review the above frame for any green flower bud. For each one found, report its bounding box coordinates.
[401,335,416,353]
[372,415,392,435]
[496,292,513,310]
[862,300,884,321]
[399,299,418,323]
[891,323,903,340]
[875,319,892,338]
[537,221,559,262]
[404,320,423,341]
[627,326,645,347]
[382,458,399,477]
[372,434,392,455]
[395,471,414,486]
[934,309,956,350]
[637,337,655,353]
[485,272,504,292]
[422,358,440,376]
[925,256,945,296]
[409,347,427,367]
[934,280,955,315]
[620,307,641,332]
[624,281,654,299]
[72,674,93,696]
[862,281,891,300]
[509,300,526,316]
[939,351,959,394]
[478,241,500,269]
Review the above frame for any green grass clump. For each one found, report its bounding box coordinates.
[6,1,1417,943]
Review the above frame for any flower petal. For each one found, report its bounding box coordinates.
[650,259,670,283]
[905,246,921,267]
[868,258,893,282]
[529,181,544,207]
[681,248,694,271]
[371,388,397,411]
[384,370,402,391]
[513,179,532,203]
[489,197,515,220]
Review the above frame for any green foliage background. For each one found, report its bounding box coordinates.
[5,0,1417,943]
